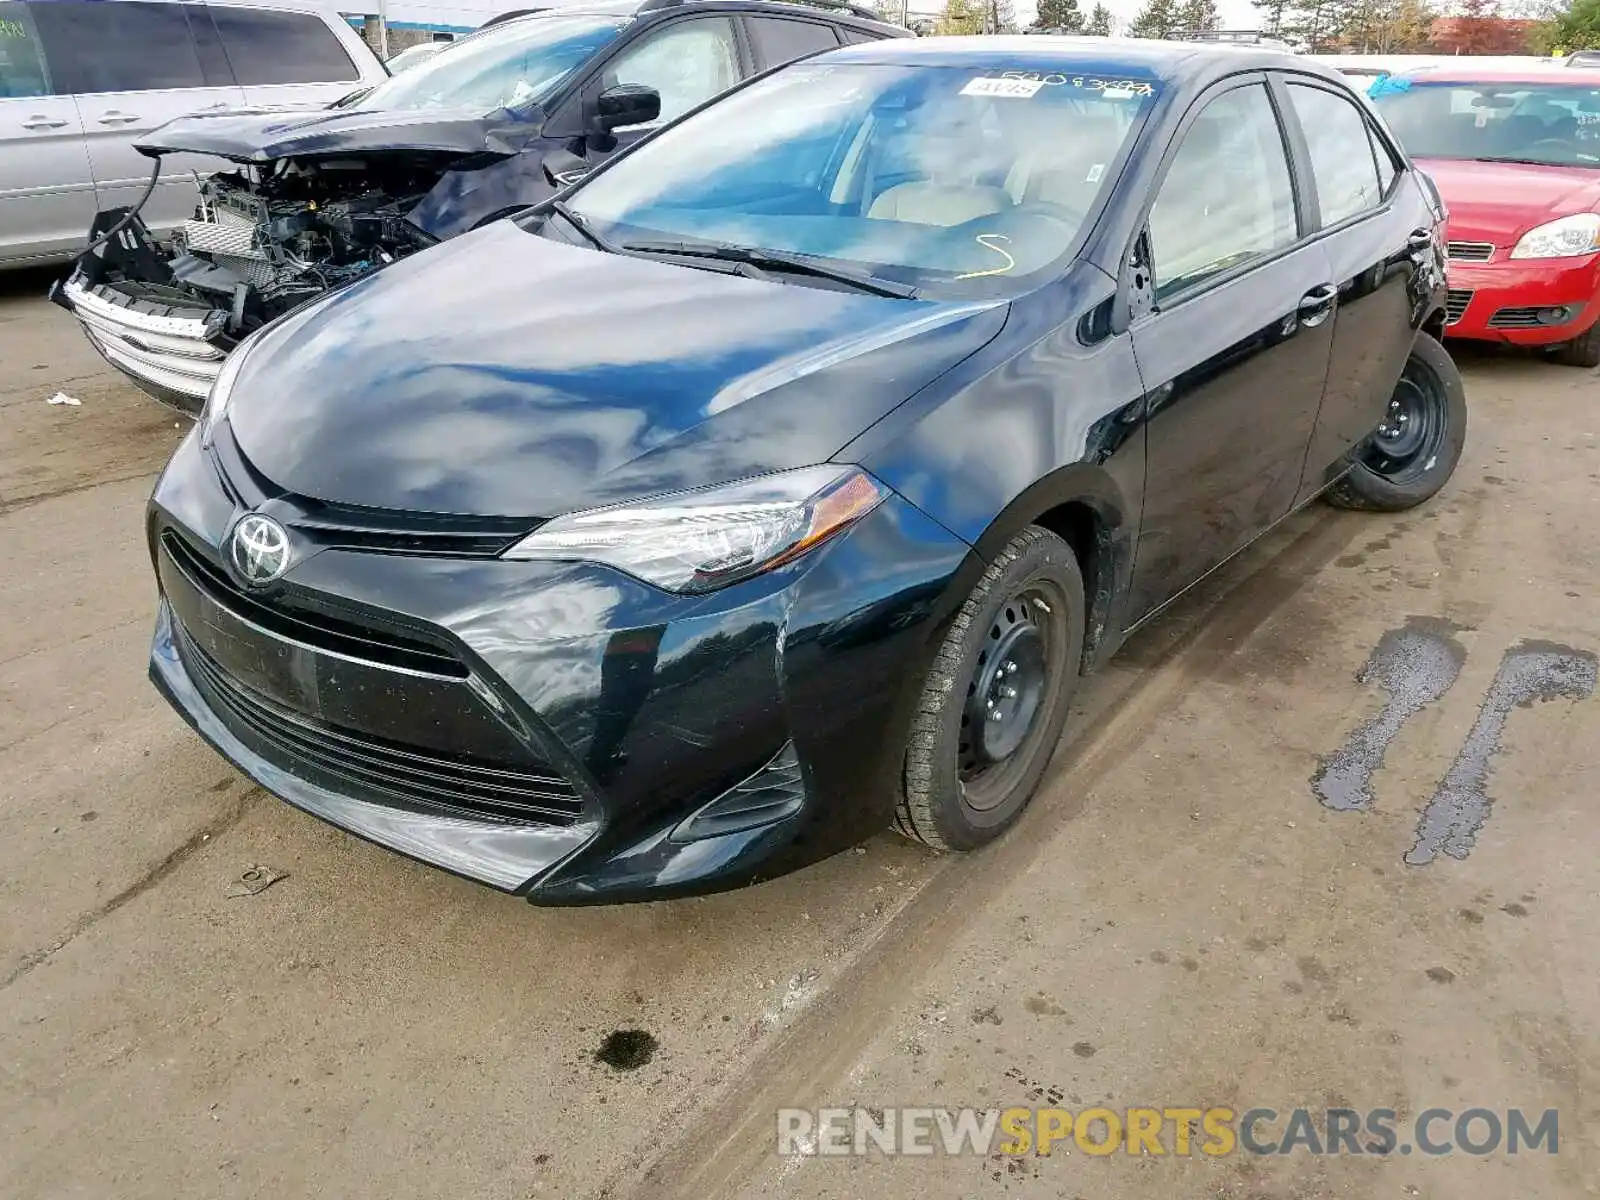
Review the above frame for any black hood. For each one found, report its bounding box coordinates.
[225,221,1008,519]
[134,105,538,162]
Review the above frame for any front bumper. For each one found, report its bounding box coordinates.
[148,426,973,903]
[1444,253,1600,346]
[57,270,231,415]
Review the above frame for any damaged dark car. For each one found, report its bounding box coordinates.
[54,0,905,411]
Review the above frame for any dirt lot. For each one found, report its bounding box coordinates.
[2,266,1596,1200]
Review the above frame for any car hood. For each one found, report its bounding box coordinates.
[134,105,536,162]
[1418,156,1600,245]
[226,221,1008,518]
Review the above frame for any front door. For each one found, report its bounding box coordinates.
[582,15,746,168]
[1126,77,1336,623]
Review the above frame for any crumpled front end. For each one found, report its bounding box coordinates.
[58,229,235,414]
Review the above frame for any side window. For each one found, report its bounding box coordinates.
[746,17,838,69]
[209,6,359,85]
[0,2,51,97]
[1368,125,1398,195]
[604,17,740,127]
[1147,83,1298,303]
[1287,82,1383,225]
[30,0,207,93]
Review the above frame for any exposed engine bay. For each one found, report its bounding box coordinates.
[80,152,457,332]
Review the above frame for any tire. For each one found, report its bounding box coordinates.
[1325,331,1467,513]
[896,526,1085,852]
[1552,320,1600,369]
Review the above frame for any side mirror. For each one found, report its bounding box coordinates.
[593,84,660,134]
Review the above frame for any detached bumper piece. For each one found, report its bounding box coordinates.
[61,273,229,412]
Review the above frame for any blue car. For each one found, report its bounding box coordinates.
[147,36,1463,903]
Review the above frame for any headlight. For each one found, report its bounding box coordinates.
[1509,213,1600,260]
[503,465,889,593]
[198,329,264,445]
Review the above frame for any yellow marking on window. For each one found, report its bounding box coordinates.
[955,234,1017,280]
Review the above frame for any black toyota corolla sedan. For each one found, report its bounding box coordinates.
[147,36,1463,903]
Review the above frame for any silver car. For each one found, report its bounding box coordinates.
[0,0,387,267]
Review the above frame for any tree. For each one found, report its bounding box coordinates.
[1281,0,1354,51]
[1433,0,1533,51]
[1086,1,1115,31]
[1254,0,1292,35]
[1032,0,1085,31]
[1541,0,1600,47]
[1176,0,1220,32]
[1128,0,1181,36]
[937,0,987,33]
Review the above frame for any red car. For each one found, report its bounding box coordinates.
[1372,66,1600,366]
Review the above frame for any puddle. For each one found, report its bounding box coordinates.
[1312,617,1467,811]
[1406,641,1597,865]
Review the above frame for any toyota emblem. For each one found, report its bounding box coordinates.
[230,513,292,585]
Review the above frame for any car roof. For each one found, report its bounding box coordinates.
[820,34,1346,84]
[489,0,901,30]
[1392,65,1600,86]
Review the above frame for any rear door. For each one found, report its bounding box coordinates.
[1125,75,1336,622]
[743,15,840,71]
[205,2,366,109]
[30,0,247,235]
[0,1,96,262]
[1276,73,1434,503]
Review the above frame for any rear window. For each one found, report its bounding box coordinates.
[210,6,358,85]
[31,0,207,93]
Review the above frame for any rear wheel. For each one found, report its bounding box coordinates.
[1325,332,1466,512]
[896,527,1084,852]
[1551,320,1600,368]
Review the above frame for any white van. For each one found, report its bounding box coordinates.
[0,0,386,267]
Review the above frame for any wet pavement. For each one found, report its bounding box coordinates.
[2,269,1597,1200]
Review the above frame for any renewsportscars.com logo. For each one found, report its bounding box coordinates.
[776,1106,1559,1158]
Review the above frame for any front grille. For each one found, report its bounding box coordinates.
[211,429,533,559]
[1488,305,1574,329]
[162,530,467,678]
[1447,241,1495,262]
[1445,288,1474,325]
[178,624,585,826]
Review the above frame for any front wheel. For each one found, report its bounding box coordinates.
[1325,331,1466,513]
[1551,320,1600,369]
[896,526,1085,852]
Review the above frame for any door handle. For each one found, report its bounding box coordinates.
[197,102,230,111]
[97,111,142,125]
[22,116,69,130]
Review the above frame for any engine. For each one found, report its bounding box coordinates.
[170,158,435,324]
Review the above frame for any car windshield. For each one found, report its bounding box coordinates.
[358,14,627,112]
[1372,79,1600,167]
[559,60,1160,297]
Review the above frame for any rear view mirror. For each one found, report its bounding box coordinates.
[593,84,661,134]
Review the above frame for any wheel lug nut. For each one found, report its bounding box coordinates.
[1004,661,1017,674]
[1002,686,1017,698]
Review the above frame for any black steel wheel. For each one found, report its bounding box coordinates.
[897,526,1084,852]
[1327,332,1466,513]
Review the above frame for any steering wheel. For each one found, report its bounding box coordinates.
[1529,138,1574,155]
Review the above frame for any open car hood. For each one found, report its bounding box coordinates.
[133,106,537,163]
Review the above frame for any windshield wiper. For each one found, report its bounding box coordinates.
[1467,155,1581,167]
[620,239,919,298]
[548,201,622,254]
